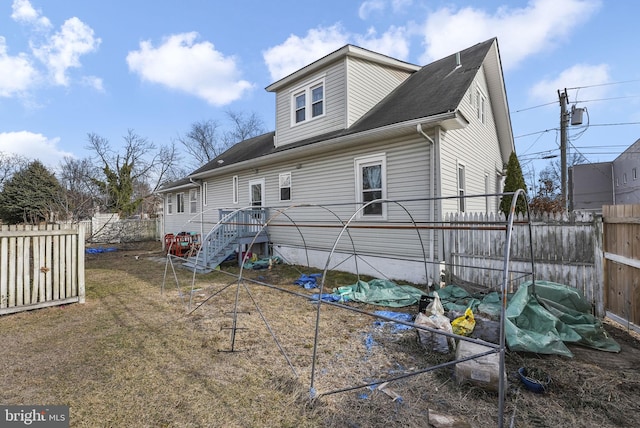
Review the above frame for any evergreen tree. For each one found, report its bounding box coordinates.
[499,151,528,216]
[0,161,62,224]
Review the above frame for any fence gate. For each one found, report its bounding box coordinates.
[603,204,640,331]
[0,224,86,315]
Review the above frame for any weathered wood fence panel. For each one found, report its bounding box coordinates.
[59,216,159,243]
[444,211,604,316]
[0,224,85,315]
[603,204,640,331]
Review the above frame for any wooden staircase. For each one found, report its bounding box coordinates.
[183,208,269,273]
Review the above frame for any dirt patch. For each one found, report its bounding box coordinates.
[2,240,639,427]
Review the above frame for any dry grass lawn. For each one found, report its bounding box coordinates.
[1,241,639,427]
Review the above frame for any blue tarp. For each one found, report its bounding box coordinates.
[85,247,117,254]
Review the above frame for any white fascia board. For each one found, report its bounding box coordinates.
[189,111,460,180]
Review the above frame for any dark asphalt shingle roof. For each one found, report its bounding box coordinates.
[160,38,494,189]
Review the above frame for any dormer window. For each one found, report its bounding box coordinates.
[291,78,325,125]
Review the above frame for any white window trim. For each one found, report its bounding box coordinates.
[457,161,466,213]
[475,87,486,124]
[189,189,198,214]
[202,182,208,206]
[355,153,387,220]
[167,193,174,215]
[279,172,292,202]
[232,176,239,204]
[249,178,266,208]
[290,76,326,126]
[484,173,490,213]
[633,167,638,180]
[176,192,185,214]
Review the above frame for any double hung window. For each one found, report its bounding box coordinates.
[189,189,198,214]
[279,172,291,201]
[292,78,324,125]
[167,194,174,215]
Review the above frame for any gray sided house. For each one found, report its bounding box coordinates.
[158,38,514,285]
[570,138,640,211]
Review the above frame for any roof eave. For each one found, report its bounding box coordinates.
[266,45,420,92]
[189,111,461,180]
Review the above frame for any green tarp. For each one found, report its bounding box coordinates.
[435,280,620,357]
[335,279,425,307]
[332,277,619,357]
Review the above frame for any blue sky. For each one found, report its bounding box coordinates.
[1,0,638,186]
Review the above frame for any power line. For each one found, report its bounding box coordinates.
[510,79,640,114]
[566,79,640,91]
[515,121,640,139]
[575,95,640,103]
[510,101,556,114]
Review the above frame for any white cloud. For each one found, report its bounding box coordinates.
[417,0,601,70]
[359,0,385,19]
[11,0,51,29]
[263,23,410,82]
[7,0,101,94]
[31,17,101,86]
[530,64,610,101]
[0,37,39,97]
[263,25,349,82]
[127,32,253,106]
[358,0,412,19]
[391,0,413,12]
[80,75,104,92]
[355,26,410,61]
[0,131,73,167]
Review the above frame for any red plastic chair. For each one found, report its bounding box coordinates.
[164,234,175,254]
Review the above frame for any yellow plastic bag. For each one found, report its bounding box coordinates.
[452,307,476,336]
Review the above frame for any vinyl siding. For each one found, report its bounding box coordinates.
[166,135,437,262]
[346,56,413,127]
[273,56,413,147]
[440,65,504,215]
[262,136,435,261]
[274,61,346,147]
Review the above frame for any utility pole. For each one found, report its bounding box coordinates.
[558,89,569,211]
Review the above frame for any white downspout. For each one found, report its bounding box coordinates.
[417,123,436,286]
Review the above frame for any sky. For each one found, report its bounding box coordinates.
[1,0,639,187]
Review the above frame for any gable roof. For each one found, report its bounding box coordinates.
[349,38,494,133]
[265,44,421,93]
[159,37,511,189]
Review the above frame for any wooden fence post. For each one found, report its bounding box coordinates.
[593,215,604,317]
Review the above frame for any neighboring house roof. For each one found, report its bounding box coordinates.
[159,38,511,191]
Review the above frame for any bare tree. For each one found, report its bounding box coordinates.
[86,129,178,216]
[222,111,266,146]
[0,152,29,190]
[178,111,266,168]
[57,156,103,220]
[529,151,588,213]
[176,119,221,167]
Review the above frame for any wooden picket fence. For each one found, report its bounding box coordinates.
[0,224,85,315]
[603,204,640,331]
[444,211,604,316]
